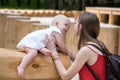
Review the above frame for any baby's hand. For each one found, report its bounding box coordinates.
[45,35,58,57]
[40,48,51,56]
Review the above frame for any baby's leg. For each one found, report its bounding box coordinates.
[40,48,51,56]
[17,47,38,78]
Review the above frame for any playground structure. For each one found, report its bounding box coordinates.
[0,7,120,79]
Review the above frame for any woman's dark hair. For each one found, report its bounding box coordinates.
[78,12,100,49]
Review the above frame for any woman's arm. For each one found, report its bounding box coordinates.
[52,47,90,80]
[45,36,91,80]
[52,32,76,61]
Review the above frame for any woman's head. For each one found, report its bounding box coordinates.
[75,12,100,49]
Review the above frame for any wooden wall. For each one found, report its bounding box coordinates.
[86,7,120,55]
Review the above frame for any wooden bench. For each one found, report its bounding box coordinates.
[0,48,70,80]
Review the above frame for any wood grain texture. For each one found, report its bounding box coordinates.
[0,48,70,80]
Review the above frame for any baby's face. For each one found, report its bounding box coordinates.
[57,18,70,34]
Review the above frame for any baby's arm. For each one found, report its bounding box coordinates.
[53,32,76,61]
[52,32,68,54]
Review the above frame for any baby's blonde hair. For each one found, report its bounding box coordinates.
[52,14,69,25]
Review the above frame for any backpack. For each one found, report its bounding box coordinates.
[86,42,120,80]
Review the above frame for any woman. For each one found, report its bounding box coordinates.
[45,12,106,80]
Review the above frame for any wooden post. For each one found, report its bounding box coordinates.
[98,23,119,54]
[98,8,111,24]
[0,48,70,80]
[109,9,120,25]
[109,10,114,25]
[5,16,30,49]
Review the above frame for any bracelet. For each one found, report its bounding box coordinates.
[53,56,60,61]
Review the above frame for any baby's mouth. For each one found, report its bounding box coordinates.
[63,30,67,34]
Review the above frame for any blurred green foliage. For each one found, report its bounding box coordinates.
[0,0,120,10]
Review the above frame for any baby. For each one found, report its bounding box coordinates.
[16,14,71,78]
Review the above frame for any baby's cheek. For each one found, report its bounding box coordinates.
[54,39,57,44]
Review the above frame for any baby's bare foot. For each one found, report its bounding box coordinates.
[17,66,24,78]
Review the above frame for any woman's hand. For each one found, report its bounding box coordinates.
[45,35,58,57]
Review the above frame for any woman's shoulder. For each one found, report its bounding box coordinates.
[78,44,100,56]
[78,46,92,56]
[80,46,90,52]
[83,43,103,56]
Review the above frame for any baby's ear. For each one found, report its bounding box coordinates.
[55,21,58,26]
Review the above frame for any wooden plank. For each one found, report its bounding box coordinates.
[72,10,82,20]
[86,9,98,14]
[109,14,116,25]
[32,23,49,32]
[64,11,74,17]
[109,14,120,25]
[0,13,21,48]
[0,48,70,80]
[21,10,74,17]
[99,10,111,14]
[5,16,30,49]
[112,10,120,15]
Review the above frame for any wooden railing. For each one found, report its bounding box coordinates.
[86,7,120,25]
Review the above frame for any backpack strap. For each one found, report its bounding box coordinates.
[86,44,103,52]
[85,45,100,80]
[85,63,100,80]
[86,44,107,56]
[85,45,100,55]
[86,43,111,56]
